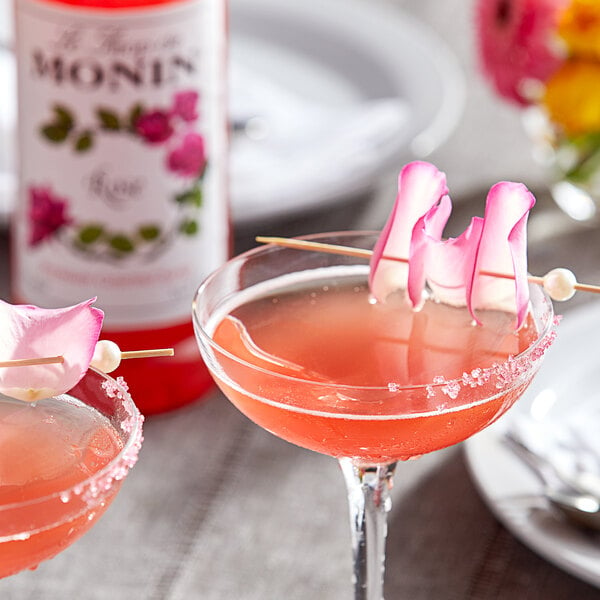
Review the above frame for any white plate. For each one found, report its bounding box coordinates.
[0,0,464,225]
[465,301,600,589]
[229,0,464,223]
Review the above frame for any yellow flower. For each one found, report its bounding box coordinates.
[559,0,600,58]
[543,58,600,135]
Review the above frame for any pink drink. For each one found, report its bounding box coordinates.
[193,229,556,600]
[211,275,543,463]
[0,373,141,578]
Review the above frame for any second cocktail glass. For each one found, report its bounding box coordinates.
[192,231,556,599]
[0,368,143,578]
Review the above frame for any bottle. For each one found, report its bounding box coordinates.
[12,0,229,414]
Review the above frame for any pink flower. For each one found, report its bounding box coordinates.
[172,90,199,122]
[370,162,535,329]
[28,186,72,246]
[135,110,174,144]
[167,132,207,178]
[0,299,104,402]
[476,0,568,105]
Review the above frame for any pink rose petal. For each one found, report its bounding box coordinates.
[411,211,485,308]
[369,161,448,302]
[469,182,535,328]
[407,194,452,308]
[0,299,104,402]
[369,162,535,330]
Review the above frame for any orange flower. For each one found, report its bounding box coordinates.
[559,0,600,58]
[543,58,600,134]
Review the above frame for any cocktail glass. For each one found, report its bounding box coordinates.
[0,368,143,578]
[192,232,555,599]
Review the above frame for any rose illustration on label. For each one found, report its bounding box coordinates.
[168,133,206,178]
[135,110,174,144]
[33,89,207,261]
[28,186,73,246]
[171,91,200,122]
[40,90,201,151]
[27,180,203,260]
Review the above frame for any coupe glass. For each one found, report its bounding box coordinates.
[192,231,555,599]
[0,368,143,578]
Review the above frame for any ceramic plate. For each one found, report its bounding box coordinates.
[465,301,600,588]
[229,0,464,223]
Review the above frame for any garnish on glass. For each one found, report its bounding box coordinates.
[259,161,597,308]
[0,297,173,402]
[192,160,562,600]
[0,296,147,578]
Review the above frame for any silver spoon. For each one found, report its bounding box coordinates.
[504,430,600,532]
[546,489,600,531]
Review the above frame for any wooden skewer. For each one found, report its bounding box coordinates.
[255,236,600,295]
[91,342,175,373]
[121,348,175,360]
[257,236,374,260]
[0,347,175,370]
[0,355,64,368]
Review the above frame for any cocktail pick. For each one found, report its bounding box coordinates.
[91,341,175,373]
[0,346,174,372]
[0,356,65,368]
[255,236,600,302]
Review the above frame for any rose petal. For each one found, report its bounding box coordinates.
[469,182,536,328]
[369,161,448,302]
[0,299,104,402]
[411,212,485,308]
[407,194,452,308]
[370,163,535,330]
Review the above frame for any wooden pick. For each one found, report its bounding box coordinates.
[0,355,64,368]
[255,236,600,296]
[0,348,175,370]
[120,348,175,360]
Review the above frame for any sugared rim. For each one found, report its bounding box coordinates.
[0,368,144,512]
[193,231,557,401]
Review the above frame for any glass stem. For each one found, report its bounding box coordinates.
[339,458,397,600]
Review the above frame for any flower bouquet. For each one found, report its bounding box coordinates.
[477,0,600,221]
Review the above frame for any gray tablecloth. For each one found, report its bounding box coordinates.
[4,0,600,598]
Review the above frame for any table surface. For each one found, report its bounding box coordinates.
[5,0,600,598]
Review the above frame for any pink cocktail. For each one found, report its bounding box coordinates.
[193,232,556,599]
[0,369,143,578]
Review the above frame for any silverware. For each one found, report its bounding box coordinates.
[504,430,600,532]
[545,489,600,531]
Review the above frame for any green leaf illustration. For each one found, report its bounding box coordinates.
[180,219,198,235]
[128,103,144,131]
[53,104,74,131]
[41,124,69,143]
[78,225,104,244]
[139,225,161,241]
[97,108,121,131]
[109,234,135,253]
[74,130,94,153]
[175,186,202,208]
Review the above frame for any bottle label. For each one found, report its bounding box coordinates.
[13,0,228,329]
